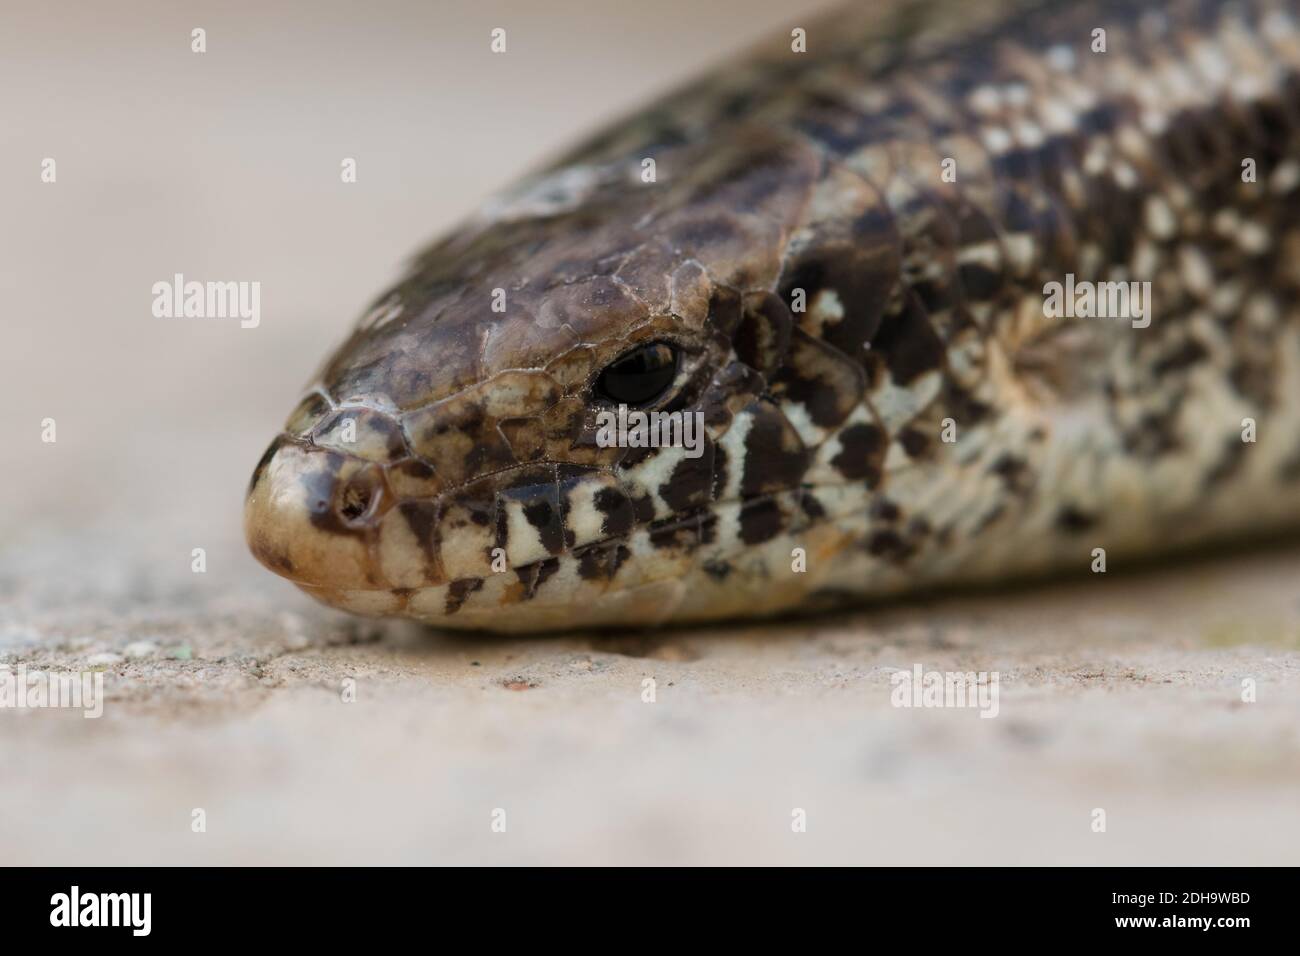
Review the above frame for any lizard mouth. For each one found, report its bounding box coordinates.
[243,431,645,594]
[243,431,676,629]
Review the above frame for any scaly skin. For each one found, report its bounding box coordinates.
[245,0,1300,632]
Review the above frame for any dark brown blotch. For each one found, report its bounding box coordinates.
[1202,435,1249,490]
[739,402,810,498]
[799,489,826,521]
[702,559,731,581]
[770,328,867,430]
[867,529,913,563]
[706,285,745,337]
[898,427,929,458]
[831,422,887,484]
[575,542,632,581]
[990,453,1032,495]
[1152,338,1210,377]
[445,577,484,614]
[592,485,635,539]
[869,292,945,385]
[648,513,704,552]
[733,290,792,375]
[399,500,439,554]
[497,473,565,555]
[659,440,716,513]
[777,211,899,358]
[516,557,561,598]
[738,496,784,545]
[1056,505,1098,534]
[523,499,565,555]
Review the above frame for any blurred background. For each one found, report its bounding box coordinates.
[2,0,1299,865]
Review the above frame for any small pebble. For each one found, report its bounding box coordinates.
[85,652,122,666]
[278,613,310,651]
[123,641,158,659]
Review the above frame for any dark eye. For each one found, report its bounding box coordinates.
[594,342,679,406]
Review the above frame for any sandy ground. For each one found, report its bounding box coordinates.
[3,0,1300,865]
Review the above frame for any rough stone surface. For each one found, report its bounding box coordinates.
[5,510,1299,864]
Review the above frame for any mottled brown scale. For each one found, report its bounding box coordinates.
[245,0,1300,631]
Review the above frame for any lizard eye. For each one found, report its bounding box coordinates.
[594,341,679,407]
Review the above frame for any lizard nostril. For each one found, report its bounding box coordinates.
[337,470,382,526]
[245,440,382,591]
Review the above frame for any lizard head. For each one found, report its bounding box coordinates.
[245,129,908,631]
